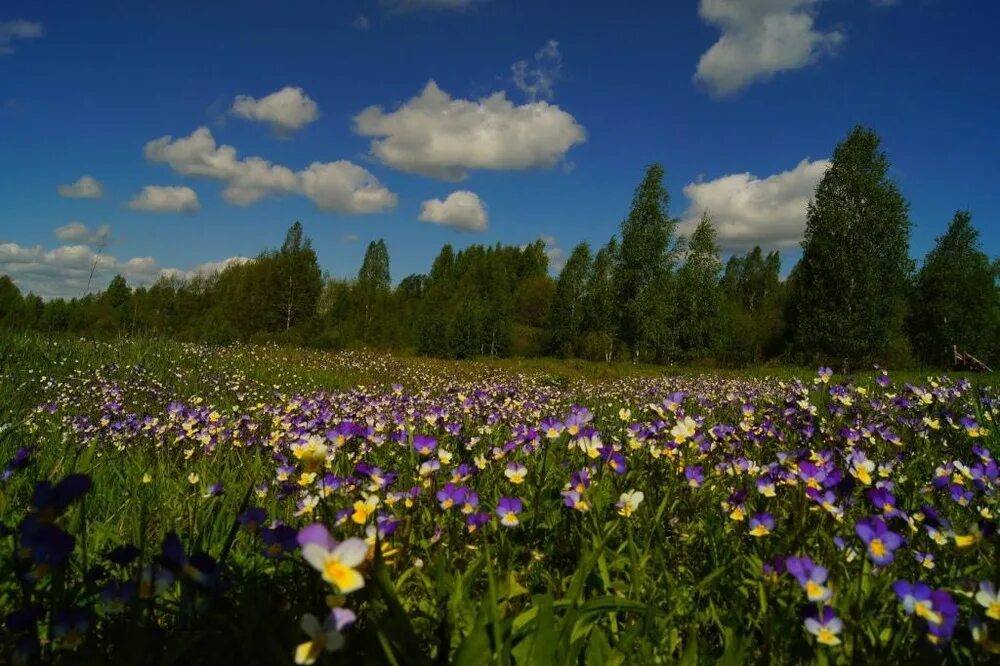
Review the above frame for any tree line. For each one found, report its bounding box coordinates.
[2,126,998,368]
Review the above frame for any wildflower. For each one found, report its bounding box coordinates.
[413,434,437,456]
[202,481,223,498]
[671,416,698,443]
[504,461,527,484]
[351,495,380,524]
[855,516,903,565]
[684,465,705,488]
[297,525,368,594]
[867,488,901,518]
[818,367,833,384]
[914,551,935,570]
[294,608,356,665]
[616,490,644,517]
[785,556,832,602]
[576,433,604,459]
[749,513,775,537]
[976,582,1000,620]
[51,607,89,650]
[804,606,842,646]
[466,511,491,533]
[238,507,267,532]
[187,472,200,485]
[261,523,299,558]
[607,452,627,475]
[561,489,590,512]
[756,476,776,497]
[31,474,92,522]
[496,497,522,527]
[436,483,466,510]
[893,581,958,645]
[292,435,329,472]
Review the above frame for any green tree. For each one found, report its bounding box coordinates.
[545,243,592,357]
[0,275,24,328]
[677,213,723,359]
[720,247,786,365]
[580,238,620,361]
[908,211,999,366]
[356,239,391,343]
[277,222,323,332]
[614,164,679,361]
[790,126,913,367]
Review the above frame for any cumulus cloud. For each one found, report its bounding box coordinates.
[354,80,586,180]
[57,175,104,199]
[512,40,563,101]
[419,190,488,231]
[144,127,396,213]
[161,256,251,281]
[0,20,43,54]
[299,162,399,213]
[231,86,319,135]
[678,157,830,253]
[0,242,150,299]
[54,222,111,245]
[1,237,254,299]
[539,234,566,272]
[695,0,843,96]
[127,185,200,213]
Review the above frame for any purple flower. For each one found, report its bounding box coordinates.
[855,516,903,566]
[748,513,775,537]
[413,434,437,456]
[785,556,832,602]
[867,488,900,518]
[893,581,958,645]
[466,511,491,533]
[436,483,466,510]
[684,465,705,488]
[496,497,522,527]
[32,474,92,521]
[804,606,842,646]
[238,507,267,531]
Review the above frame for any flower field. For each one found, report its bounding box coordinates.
[1,336,999,664]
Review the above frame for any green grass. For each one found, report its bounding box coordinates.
[1,332,999,664]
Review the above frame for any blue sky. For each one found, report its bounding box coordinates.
[1,0,997,298]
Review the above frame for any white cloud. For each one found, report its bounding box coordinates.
[678,157,830,252]
[54,222,111,245]
[695,0,843,96]
[162,256,251,281]
[57,175,104,199]
[340,233,360,243]
[299,162,399,213]
[354,80,586,180]
[1,237,254,299]
[144,126,396,213]
[127,185,200,213]
[0,242,152,299]
[231,86,320,135]
[0,20,43,54]
[419,190,488,231]
[539,234,566,272]
[353,15,370,29]
[512,39,563,101]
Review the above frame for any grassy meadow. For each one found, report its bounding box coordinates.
[1,333,999,664]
